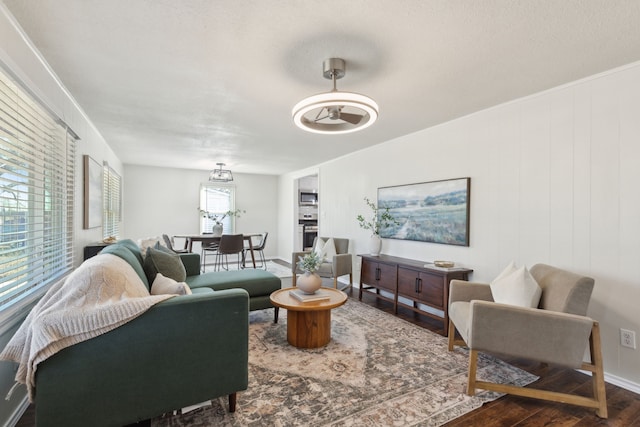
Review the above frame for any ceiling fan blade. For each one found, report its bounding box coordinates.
[339,112,364,125]
[314,114,330,122]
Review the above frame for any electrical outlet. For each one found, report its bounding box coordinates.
[621,329,636,349]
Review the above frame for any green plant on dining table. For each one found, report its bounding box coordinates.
[198,208,245,225]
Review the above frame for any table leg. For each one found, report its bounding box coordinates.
[243,237,256,268]
[286,309,331,348]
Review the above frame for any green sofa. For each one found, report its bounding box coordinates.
[33,239,281,427]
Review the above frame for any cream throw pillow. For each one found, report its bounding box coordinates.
[313,237,336,262]
[490,263,542,308]
[151,273,192,296]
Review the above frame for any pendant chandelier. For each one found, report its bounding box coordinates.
[209,163,233,182]
[292,58,378,135]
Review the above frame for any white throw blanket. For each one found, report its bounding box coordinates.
[0,253,174,401]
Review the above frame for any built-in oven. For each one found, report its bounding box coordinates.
[302,225,318,250]
[299,210,318,250]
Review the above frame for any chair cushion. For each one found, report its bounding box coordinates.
[143,247,187,283]
[449,301,471,343]
[490,263,542,308]
[313,237,336,261]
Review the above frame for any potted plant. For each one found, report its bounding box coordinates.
[356,197,399,255]
[198,208,245,236]
[296,251,324,294]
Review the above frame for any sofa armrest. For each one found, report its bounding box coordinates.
[468,300,594,367]
[449,280,494,305]
[35,289,249,427]
[292,250,311,273]
[180,252,201,276]
[332,253,352,276]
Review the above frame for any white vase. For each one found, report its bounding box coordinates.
[297,272,322,294]
[211,223,223,237]
[369,234,382,256]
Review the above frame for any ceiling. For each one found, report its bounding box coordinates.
[4,1,640,175]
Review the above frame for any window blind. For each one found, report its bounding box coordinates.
[103,163,121,239]
[199,185,235,233]
[0,69,76,310]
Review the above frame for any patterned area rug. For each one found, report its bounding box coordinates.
[152,299,537,426]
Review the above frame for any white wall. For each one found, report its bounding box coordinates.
[123,165,279,258]
[280,62,640,391]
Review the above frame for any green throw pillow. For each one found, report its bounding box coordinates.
[143,246,187,284]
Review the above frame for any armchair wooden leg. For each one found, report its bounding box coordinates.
[447,319,456,351]
[333,277,338,288]
[589,322,608,418]
[467,349,478,396]
[228,392,237,412]
[274,307,279,324]
[292,274,297,287]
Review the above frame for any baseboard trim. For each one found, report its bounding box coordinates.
[604,372,640,395]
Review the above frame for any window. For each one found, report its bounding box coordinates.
[102,163,121,239]
[0,68,76,312]
[199,184,236,233]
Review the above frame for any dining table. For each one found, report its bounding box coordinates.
[173,233,262,269]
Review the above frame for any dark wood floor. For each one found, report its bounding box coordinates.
[16,284,640,427]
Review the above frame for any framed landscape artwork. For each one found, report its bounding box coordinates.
[83,155,103,229]
[378,177,470,246]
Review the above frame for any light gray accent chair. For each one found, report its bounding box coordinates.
[447,263,607,418]
[291,237,352,290]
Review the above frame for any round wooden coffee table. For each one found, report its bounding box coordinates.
[270,287,348,348]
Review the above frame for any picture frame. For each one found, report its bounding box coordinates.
[378,177,470,246]
[83,155,103,229]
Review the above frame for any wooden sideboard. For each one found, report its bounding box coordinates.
[358,254,473,335]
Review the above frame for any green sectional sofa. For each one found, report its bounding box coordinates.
[33,239,282,427]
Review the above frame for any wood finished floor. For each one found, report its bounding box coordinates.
[16,282,640,426]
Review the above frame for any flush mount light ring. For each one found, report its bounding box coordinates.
[292,58,378,135]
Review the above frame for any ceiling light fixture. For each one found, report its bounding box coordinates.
[209,163,234,182]
[292,58,378,135]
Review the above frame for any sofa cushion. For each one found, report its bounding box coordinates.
[137,236,166,258]
[150,273,192,296]
[101,243,149,289]
[490,263,542,308]
[143,247,187,283]
[186,269,281,297]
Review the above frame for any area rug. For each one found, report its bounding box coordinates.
[203,261,292,278]
[264,260,293,278]
[152,299,537,426]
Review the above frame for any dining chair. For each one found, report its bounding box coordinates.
[162,234,189,253]
[243,232,268,269]
[201,238,220,272]
[214,234,245,271]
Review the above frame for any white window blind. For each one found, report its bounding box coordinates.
[103,163,121,239]
[0,68,76,310]
[199,185,235,233]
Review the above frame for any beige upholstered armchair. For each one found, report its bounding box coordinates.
[292,237,352,290]
[447,263,607,418]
